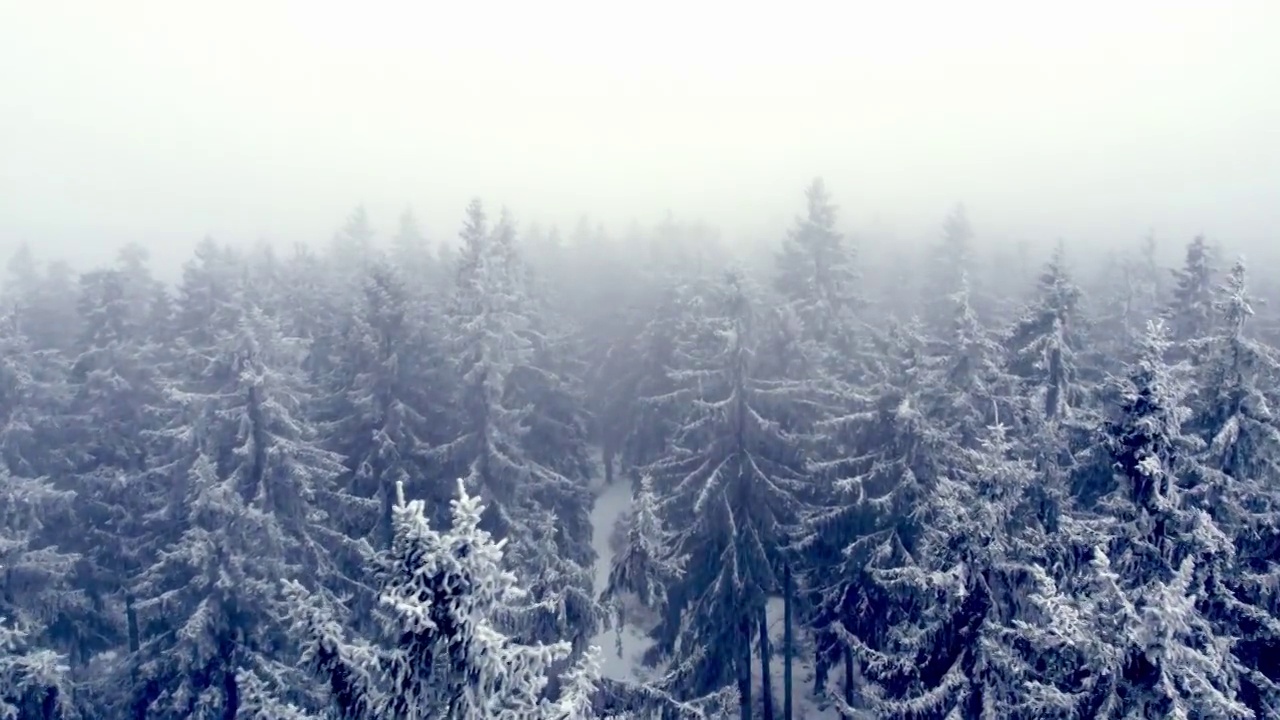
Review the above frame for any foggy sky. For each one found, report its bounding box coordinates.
[2,0,1278,274]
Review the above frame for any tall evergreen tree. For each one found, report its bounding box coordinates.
[923,203,976,337]
[129,275,360,716]
[1053,321,1253,717]
[773,178,864,382]
[389,207,437,292]
[58,262,169,667]
[643,271,809,717]
[323,259,437,554]
[1183,259,1280,714]
[1004,242,1091,425]
[329,205,376,287]
[4,245,80,353]
[1,458,78,718]
[437,200,599,652]
[1165,235,1218,360]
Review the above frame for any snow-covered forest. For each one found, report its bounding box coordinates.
[2,180,1279,719]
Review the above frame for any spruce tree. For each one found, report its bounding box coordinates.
[324,259,437,554]
[1053,321,1253,717]
[923,204,976,339]
[1183,259,1280,715]
[0,459,78,718]
[1165,235,1218,357]
[289,478,602,719]
[1004,242,1090,425]
[129,258,360,716]
[438,200,599,652]
[773,178,864,383]
[643,271,810,717]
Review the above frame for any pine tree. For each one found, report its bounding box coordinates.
[773,178,864,383]
[3,245,80,353]
[506,247,596,571]
[3,244,41,324]
[0,462,78,719]
[602,274,709,490]
[330,205,376,288]
[797,304,1056,718]
[1183,259,1280,714]
[115,243,169,345]
[1165,235,1218,358]
[1004,242,1090,425]
[793,319,924,705]
[1053,321,1254,717]
[922,273,1018,446]
[642,271,810,716]
[548,646,606,720]
[603,476,686,616]
[276,243,337,381]
[923,204,976,338]
[390,207,437,291]
[324,259,437,554]
[437,199,529,525]
[56,263,169,667]
[130,453,312,718]
[437,200,599,652]
[290,478,600,719]
[1090,237,1165,374]
[1187,259,1280,486]
[0,307,69,486]
[129,270,362,716]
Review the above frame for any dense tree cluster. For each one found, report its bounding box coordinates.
[2,184,1278,718]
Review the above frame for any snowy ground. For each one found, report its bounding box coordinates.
[586,462,840,718]
[757,597,842,719]
[587,475,656,682]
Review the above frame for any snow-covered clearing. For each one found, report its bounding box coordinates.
[587,474,656,682]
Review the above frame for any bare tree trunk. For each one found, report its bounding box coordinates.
[40,687,59,720]
[739,618,753,720]
[760,612,775,720]
[221,638,239,720]
[843,645,855,707]
[784,564,793,720]
[126,592,140,652]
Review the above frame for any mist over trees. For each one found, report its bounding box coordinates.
[2,180,1278,719]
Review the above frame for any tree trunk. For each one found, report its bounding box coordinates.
[40,687,59,720]
[377,468,394,551]
[843,644,855,707]
[126,592,140,652]
[222,672,239,720]
[760,612,775,720]
[603,441,615,485]
[221,645,239,720]
[739,618,753,720]
[784,564,793,720]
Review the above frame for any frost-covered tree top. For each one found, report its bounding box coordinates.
[1005,242,1090,422]
[774,178,862,356]
[923,203,976,337]
[6,197,1279,720]
[294,477,605,720]
[1166,234,1219,350]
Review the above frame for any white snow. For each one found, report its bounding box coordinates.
[756,596,843,720]
[587,475,656,682]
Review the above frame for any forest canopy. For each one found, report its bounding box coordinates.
[2,182,1278,719]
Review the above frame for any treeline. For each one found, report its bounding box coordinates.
[1,181,1278,719]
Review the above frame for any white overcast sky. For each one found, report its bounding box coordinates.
[2,0,1278,272]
